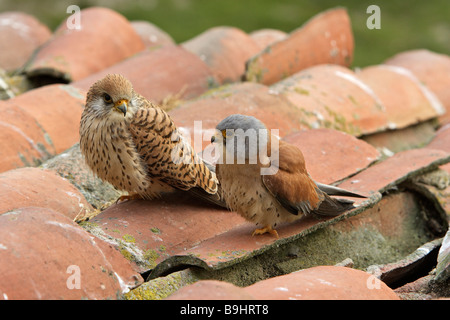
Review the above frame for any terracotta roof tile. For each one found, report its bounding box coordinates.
[0,206,142,299]
[25,7,145,84]
[1,7,449,300]
[356,64,445,130]
[41,143,121,211]
[0,101,55,171]
[282,128,380,184]
[0,84,85,172]
[0,12,51,71]
[72,45,216,104]
[245,8,353,84]
[182,26,260,84]
[167,266,399,300]
[0,167,92,220]
[249,28,287,50]
[85,193,242,274]
[271,64,387,136]
[130,20,175,49]
[427,123,450,153]
[384,49,450,124]
[337,148,450,195]
[169,82,305,151]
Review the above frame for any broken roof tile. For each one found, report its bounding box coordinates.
[0,206,142,300]
[130,20,175,49]
[169,82,305,152]
[271,64,387,136]
[249,28,287,50]
[166,266,399,300]
[182,26,261,84]
[356,64,446,130]
[384,49,450,125]
[245,8,353,84]
[0,84,85,172]
[72,45,216,104]
[0,12,51,71]
[25,7,145,84]
[0,167,92,220]
[282,128,380,184]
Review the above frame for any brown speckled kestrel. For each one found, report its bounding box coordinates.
[80,74,219,202]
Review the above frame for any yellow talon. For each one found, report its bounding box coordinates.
[252,226,279,238]
[116,193,142,203]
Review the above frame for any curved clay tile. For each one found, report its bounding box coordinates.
[169,82,304,151]
[130,20,175,49]
[0,12,51,71]
[182,26,261,84]
[249,28,288,50]
[0,206,142,299]
[0,84,84,172]
[271,64,387,136]
[25,7,145,84]
[72,45,216,104]
[384,49,450,125]
[356,64,445,130]
[245,8,354,85]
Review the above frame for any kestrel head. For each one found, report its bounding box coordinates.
[211,114,270,164]
[85,74,137,120]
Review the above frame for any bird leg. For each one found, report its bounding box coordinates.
[252,225,279,238]
[116,193,142,203]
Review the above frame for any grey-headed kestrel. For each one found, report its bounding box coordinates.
[211,114,366,238]
[80,74,220,204]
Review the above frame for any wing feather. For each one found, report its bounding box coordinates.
[128,99,217,194]
[262,140,323,215]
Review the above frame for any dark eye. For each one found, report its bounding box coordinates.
[103,93,112,103]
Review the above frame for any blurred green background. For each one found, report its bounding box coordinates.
[1,0,449,67]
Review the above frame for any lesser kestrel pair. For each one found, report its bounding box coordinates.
[80,74,364,237]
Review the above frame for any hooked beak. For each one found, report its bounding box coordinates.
[211,130,222,144]
[114,99,128,116]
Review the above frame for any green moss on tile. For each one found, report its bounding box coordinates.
[125,269,199,300]
[150,227,161,234]
[122,234,136,243]
[144,249,160,268]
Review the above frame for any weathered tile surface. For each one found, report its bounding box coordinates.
[245,8,354,84]
[73,45,216,104]
[182,26,260,84]
[271,64,387,136]
[169,82,304,151]
[0,12,51,71]
[282,128,380,184]
[0,84,85,172]
[0,207,142,300]
[167,266,399,300]
[130,20,175,49]
[0,167,92,220]
[356,64,445,130]
[338,148,450,195]
[249,28,287,50]
[25,7,145,83]
[384,49,450,124]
